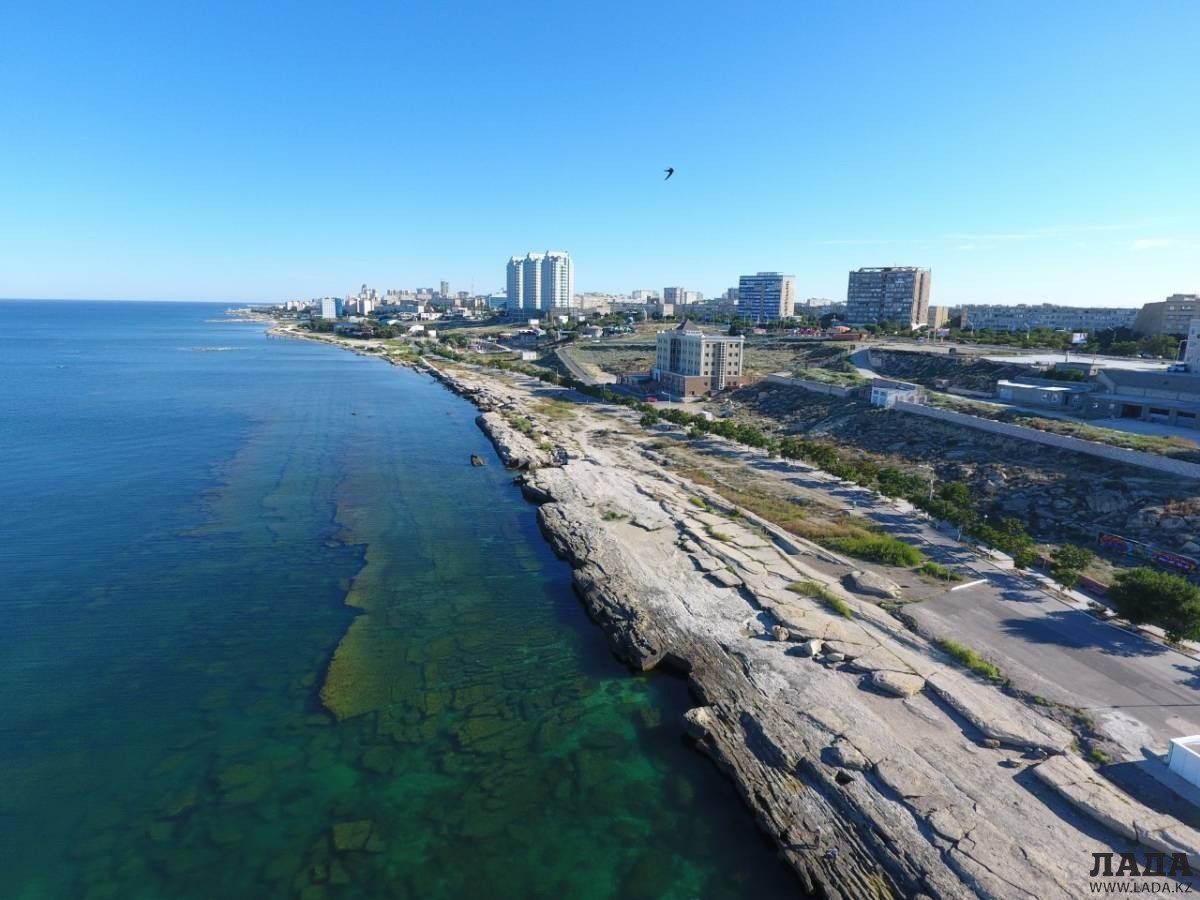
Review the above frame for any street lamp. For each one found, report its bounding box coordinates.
[917,463,936,504]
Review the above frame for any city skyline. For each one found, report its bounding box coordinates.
[1,2,1197,305]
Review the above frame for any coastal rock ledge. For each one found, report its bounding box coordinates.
[425,360,1200,898]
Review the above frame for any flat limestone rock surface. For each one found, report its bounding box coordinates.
[426,362,1190,898]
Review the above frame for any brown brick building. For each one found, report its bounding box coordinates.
[653,320,745,400]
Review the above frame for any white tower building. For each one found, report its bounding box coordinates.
[540,251,574,312]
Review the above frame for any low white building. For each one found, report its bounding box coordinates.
[1168,735,1200,788]
[870,379,922,408]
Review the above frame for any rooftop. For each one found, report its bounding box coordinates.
[998,379,1090,394]
[1100,369,1200,394]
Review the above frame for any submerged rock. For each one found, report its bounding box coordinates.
[331,820,373,853]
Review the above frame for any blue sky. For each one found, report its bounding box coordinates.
[1,0,1197,305]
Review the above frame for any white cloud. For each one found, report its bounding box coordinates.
[1131,238,1179,251]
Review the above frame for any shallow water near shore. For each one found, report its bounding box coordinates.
[0,301,800,898]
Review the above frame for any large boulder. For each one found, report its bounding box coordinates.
[870,671,925,697]
[797,638,823,657]
[843,569,902,599]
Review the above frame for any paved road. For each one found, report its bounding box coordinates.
[554,346,619,388]
[730,449,1200,761]
[911,571,1200,759]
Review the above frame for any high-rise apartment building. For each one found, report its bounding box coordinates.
[439,280,450,298]
[506,251,572,314]
[736,272,796,322]
[663,287,686,307]
[846,267,931,328]
[540,251,573,311]
[506,257,524,316]
[521,253,544,313]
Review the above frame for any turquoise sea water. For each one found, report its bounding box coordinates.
[0,302,800,899]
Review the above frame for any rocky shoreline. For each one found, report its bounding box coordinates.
[419,358,1200,899]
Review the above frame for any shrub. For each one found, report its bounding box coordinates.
[787,580,854,618]
[1109,567,1200,643]
[937,639,1003,681]
[919,561,962,582]
[822,535,923,567]
[1050,544,1095,589]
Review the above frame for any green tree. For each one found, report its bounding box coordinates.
[1050,544,1094,589]
[1109,568,1200,643]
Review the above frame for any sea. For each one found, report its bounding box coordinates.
[0,301,800,899]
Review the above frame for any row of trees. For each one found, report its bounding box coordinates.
[944,325,1180,359]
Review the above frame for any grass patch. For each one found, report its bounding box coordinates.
[688,496,709,510]
[705,526,732,543]
[792,366,867,387]
[918,561,963,582]
[677,467,831,538]
[936,639,1003,681]
[505,415,536,437]
[601,510,627,521]
[823,535,924,567]
[676,466,923,568]
[1087,746,1112,765]
[788,580,854,619]
[533,398,576,420]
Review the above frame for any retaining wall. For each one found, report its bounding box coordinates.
[766,373,862,399]
[891,401,1200,479]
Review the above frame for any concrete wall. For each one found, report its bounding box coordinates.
[891,401,1200,479]
[766,373,861,398]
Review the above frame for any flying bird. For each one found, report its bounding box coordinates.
[663,167,674,180]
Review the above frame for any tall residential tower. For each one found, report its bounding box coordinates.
[506,251,573,315]
[541,251,574,311]
[846,267,931,328]
[736,272,796,322]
